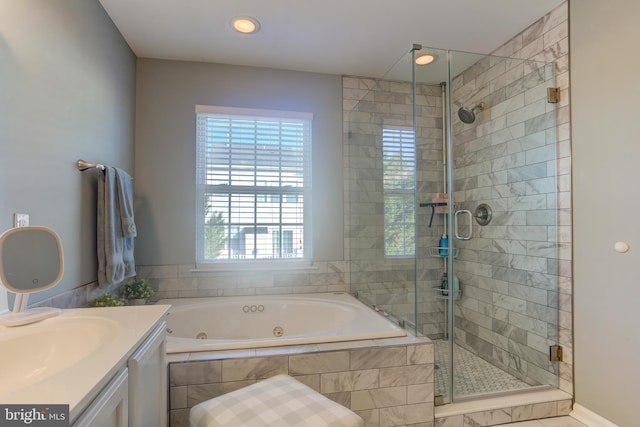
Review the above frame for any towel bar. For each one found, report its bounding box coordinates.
[77,159,105,171]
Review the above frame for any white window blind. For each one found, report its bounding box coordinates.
[383,126,416,257]
[195,106,312,262]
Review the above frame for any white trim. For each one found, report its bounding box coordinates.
[195,107,312,263]
[570,403,619,427]
[195,105,313,121]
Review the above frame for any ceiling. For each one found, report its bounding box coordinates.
[98,0,564,80]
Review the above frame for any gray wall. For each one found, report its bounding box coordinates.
[0,0,136,304]
[134,59,343,265]
[571,1,640,425]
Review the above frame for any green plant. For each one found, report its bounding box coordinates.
[91,294,125,307]
[124,279,154,300]
[204,209,226,260]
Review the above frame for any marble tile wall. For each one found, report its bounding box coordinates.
[341,0,571,400]
[168,337,434,427]
[343,76,446,336]
[30,279,121,309]
[449,2,571,392]
[135,261,350,300]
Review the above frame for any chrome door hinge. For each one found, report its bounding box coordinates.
[547,87,560,104]
[550,345,563,362]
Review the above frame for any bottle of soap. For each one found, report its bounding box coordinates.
[440,272,448,296]
[439,233,448,257]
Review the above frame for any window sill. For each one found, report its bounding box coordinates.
[192,260,317,273]
[382,257,416,265]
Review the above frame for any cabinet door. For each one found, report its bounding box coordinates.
[73,368,128,427]
[128,322,167,427]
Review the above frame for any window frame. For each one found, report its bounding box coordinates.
[382,125,416,258]
[195,105,313,264]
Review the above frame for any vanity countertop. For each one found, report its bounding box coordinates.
[0,305,170,421]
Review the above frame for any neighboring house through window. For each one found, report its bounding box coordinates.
[195,105,312,262]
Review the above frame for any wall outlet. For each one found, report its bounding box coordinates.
[14,213,29,227]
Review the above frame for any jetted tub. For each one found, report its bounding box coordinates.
[159,292,406,353]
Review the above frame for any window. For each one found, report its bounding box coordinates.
[383,126,416,257]
[195,106,312,262]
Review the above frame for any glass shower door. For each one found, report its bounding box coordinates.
[445,50,561,401]
[346,44,563,405]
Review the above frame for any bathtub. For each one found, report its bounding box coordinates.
[159,292,406,353]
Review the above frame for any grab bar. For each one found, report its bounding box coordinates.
[454,209,473,240]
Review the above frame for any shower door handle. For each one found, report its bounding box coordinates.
[454,209,473,240]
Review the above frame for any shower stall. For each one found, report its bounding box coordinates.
[346,45,561,404]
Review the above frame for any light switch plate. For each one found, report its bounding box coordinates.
[14,213,29,227]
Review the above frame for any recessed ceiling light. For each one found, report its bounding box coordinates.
[230,16,261,34]
[415,53,437,65]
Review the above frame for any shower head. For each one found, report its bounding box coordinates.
[457,107,476,124]
[457,102,485,124]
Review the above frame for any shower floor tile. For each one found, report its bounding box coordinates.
[434,339,531,399]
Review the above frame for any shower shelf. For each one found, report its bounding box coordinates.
[431,287,462,299]
[428,247,458,258]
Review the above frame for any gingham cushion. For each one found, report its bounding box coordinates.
[189,374,364,427]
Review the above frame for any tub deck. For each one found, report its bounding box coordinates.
[159,292,407,353]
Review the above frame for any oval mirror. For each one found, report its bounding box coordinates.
[0,226,64,326]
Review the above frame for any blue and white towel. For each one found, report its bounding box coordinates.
[116,167,137,238]
[97,166,136,287]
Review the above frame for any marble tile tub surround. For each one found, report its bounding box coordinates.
[29,279,122,310]
[21,260,349,311]
[136,261,350,300]
[168,336,435,427]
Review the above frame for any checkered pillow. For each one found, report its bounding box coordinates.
[190,374,363,427]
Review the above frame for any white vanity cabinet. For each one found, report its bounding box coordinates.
[72,319,167,427]
[72,368,129,427]
[128,322,167,427]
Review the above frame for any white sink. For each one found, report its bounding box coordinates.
[0,316,119,395]
[0,305,169,421]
